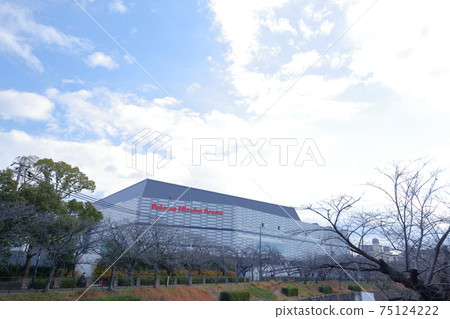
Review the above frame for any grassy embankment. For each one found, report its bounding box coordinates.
[0,280,404,301]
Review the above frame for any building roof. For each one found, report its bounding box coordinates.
[99,179,300,220]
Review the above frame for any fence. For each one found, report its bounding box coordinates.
[0,277,24,293]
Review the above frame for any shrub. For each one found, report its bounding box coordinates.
[118,276,134,287]
[217,276,227,283]
[247,284,276,300]
[29,278,49,290]
[60,278,77,288]
[159,276,174,285]
[225,270,237,277]
[139,276,155,286]
[177,276,188,285]
[82,295,141,301]
[219,290,250,301]
[200,269,216,276]
[348,284,362,292]
[205,276,216,284]
[318,286,333,294]
[281,286,298,297]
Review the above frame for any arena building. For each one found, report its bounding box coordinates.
[95,179,343,259]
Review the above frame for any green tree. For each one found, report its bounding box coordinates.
[30,158,96,198]
[0,169,33,266]
[9,156,102,284]
[0,169,21,203]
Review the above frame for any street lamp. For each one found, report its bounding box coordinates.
[259,222,264,282]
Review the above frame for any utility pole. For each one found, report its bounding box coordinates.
[12,158,25,186]
[11,156,35,189]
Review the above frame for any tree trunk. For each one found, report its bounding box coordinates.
[71,253,79,278]
[43,262,57,292]
[23,246,36,278]
[187,269,192,286]
[378,259,447,300]
[153,264,159,288]
[108,267,115,291]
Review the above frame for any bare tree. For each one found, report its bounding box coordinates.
[210,245,233,282]
[265,247,284,278]
[230,246,257,283]
[178,234,211,285]
[304,160,450,300]
[40,214,100,292]
[95,219,131,291]
[140,221,180,287]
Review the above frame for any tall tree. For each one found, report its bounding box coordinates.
[9,156,100,279]
[26,158,95,198]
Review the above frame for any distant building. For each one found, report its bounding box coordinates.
[362,238,401,263]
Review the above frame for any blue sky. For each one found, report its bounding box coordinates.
[1,0,449,223]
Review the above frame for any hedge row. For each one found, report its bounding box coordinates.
[29,279,50,290]
[29,277,81,289]
[82,295,141,301]
[27,275,245,289]
[348,284,362,292]
[219,290,250,301]
[281,286,298,297]
[125,276,238,286]
[318,286,333,294]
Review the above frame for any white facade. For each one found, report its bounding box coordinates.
[96,179,345,260]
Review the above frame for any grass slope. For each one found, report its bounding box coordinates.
[0,280,403,301]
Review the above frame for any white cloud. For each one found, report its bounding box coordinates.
[187,82,201,93]
[62,78,85,85]
[345,0,450,113]
[124,54,136,64]
[108,0,128,14]
[280,50,322,76]
[304,4,332,23]
[0,90,54,120]
[318,20,335,36]
[264,17,297,35]
[297,19,314,40]
[0,1,91,72]
[208,1,362,123]
[44,88,187,138]
[298,19,335,40]
[85,52,119,69]
[209,0,291,67]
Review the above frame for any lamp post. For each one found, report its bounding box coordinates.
[259,222,264,282]
[30,248,42,287]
